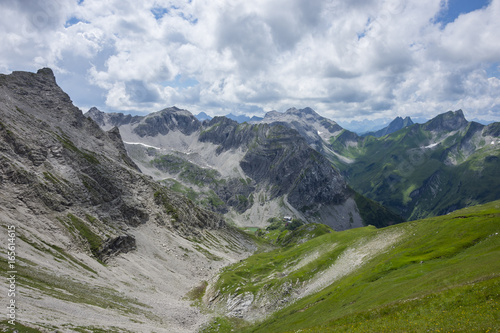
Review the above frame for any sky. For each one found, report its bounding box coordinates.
[1,0,499,123]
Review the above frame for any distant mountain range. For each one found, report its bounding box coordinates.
[225,113,264,123]
[86,107,402,230]
[195,111,497,133]
[88,105,500,222]
[337,118,393,134]
[232,107,500,220]
[328,110,500,220]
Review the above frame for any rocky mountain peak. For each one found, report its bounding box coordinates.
[87,106,101,115]
[156,106,192,117]
[85,107,105,125]
[424,109,468,132]
[257,107,343,155]
[195,111,212,121]
[133,106,200,137]
[388,116,414,130]
[263,107,338,126]
[403,116,413,123]
[261,110,281,120]
[1,68,91,134]
[285,107,318,118]
[36,67,57,81]
[362,116,414,138]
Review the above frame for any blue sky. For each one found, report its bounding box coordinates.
[436,0,491,25]
[0,0,499,122]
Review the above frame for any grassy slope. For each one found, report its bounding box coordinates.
[202,200,500,333]
[212,223,338,297]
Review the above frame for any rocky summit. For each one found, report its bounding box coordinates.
[256,107,344,154]
[362,116,414,137]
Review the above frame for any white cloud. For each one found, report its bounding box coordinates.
[0,0,499,122]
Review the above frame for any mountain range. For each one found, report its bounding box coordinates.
[243,107,499,221]
[1,68,499,332]
[224,113,264,123]
[86,104,500,223]
[194,112,264,123]
[86,106,402,230]
[328,110,500,220]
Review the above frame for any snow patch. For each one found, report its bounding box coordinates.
[124,141,161,149]
[424,142,439,149]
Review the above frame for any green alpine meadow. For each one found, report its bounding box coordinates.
[200,200,500,333]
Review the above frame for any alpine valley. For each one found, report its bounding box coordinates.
[0,69,499,333]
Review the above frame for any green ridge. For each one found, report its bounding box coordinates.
[331,123,500,220]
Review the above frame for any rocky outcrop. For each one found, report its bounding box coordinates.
[423,110,468,132]
[97,234,136,262]
[133,107,201,137]
[258,107,343,153]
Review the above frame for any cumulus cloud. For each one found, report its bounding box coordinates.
[0,0,499,121]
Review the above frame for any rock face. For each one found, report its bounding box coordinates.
[239,124,348,207]
[256,107,343,153]
[134,107,201,137]
[0,68,224,236]
[87,106,402,230]
[423,110,468,132]
[199,116,260,152]
[97,234,136,262]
